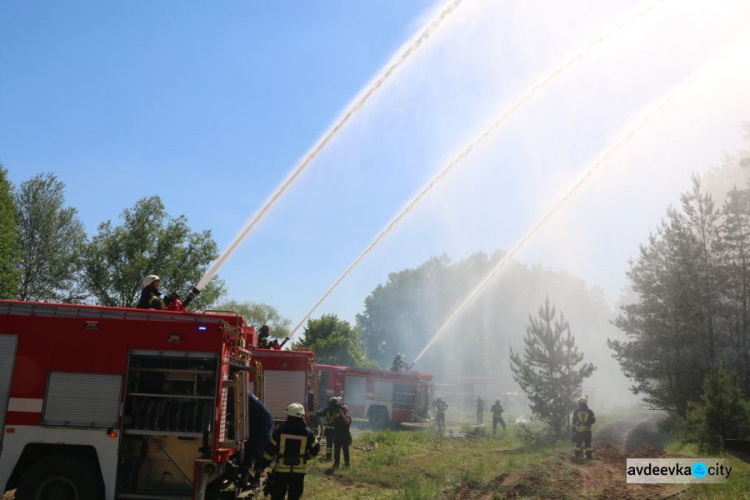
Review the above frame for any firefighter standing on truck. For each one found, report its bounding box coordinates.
[316,397,340,460]
[257,324,272,348]
[137,275,175,310]
[261,402,320,500]
[572,396,595,459]
[490,399,506,434]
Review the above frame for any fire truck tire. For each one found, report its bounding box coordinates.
[16,456,104,500]
[368,407,389,429]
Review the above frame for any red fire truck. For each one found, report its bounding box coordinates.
[249,348,316,425]
[315,364,433,428]
[0,300,259,500]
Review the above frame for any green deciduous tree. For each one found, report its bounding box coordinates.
[0,165,20,298]
[214,300,291,339]
[82,196,224,309]
[510,298,595,439]
[15,173,87,302]
[294,314,376,368]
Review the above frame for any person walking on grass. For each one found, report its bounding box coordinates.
[490,399,506,435]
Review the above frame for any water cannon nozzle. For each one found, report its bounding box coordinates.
[182,285,201,308]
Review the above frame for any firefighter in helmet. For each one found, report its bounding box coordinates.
[315,397,340,460]
[261,402,320,500]
[571,396,596,459]
[257,324,272,348]
[391,353,408,373]
[137,275,176,310]
[490,398,506,434]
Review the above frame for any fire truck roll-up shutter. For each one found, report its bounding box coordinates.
[263,370,306,421]
[0,335,19,451]
[43,372,122,428]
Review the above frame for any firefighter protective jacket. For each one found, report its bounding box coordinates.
[319,404,339,430]
[137,285,173,310]
[572,406,596,432]
[262,417,320,474]
[490,403,504,419]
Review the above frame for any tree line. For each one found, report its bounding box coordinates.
[609,173,750,415]
[0,166,224,308]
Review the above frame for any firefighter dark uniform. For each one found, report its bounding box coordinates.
[572,397,595,459]
[261,403,320,500]
[257,324,272,348]
[391,353,407,372]
[490,400,506,434]
[435,397,448,431]
[243,393,274,480]
[137,275,175,310]
[476,397,484,424]
[316,397,340,460]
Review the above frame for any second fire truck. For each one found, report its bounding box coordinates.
[315,364,433,428]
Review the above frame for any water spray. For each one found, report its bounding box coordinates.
[286,0,662,339]
[194,0,465,292]
[412,30,750,364]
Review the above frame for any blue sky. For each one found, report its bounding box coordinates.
[3,0,750,333]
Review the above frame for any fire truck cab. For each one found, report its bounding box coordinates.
[315,364,432,428]
[0,300,256,500]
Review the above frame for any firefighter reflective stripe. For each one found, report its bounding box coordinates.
[263,436,278,462]
[150,296,166,309]
[573,411,592,431]
[273,433,309,473]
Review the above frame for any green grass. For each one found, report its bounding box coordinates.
[665,440,750,500]
[302,423,573,499]
[300,410,747,499]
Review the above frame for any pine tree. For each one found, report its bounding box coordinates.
[685,362,750,452]
[510,297,595,439]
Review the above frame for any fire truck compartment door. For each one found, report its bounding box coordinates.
[0,335,18,452]
[373,380,393,402]
[343,376,365,406]
[263,370,306,420]
[43,372,122,428]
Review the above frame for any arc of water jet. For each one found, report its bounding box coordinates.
[195,0,464,291]
[412,31,750,364]
[286,0,663,339]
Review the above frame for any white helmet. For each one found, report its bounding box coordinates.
[142,275,160,288]
[286,402,305,418]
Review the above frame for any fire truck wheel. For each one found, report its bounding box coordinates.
[368,407,389,429]
[16,456,104,500]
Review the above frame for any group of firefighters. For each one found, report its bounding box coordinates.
[135,275,597,499]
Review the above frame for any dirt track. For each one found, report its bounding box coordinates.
[444,411,684,500]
